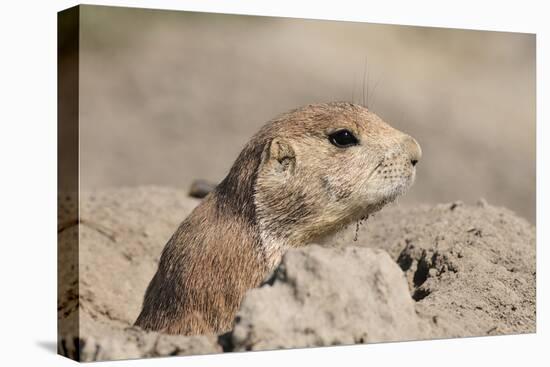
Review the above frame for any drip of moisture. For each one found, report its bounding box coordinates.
[353,215,369,242]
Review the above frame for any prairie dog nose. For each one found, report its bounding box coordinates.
[402,135,422,167]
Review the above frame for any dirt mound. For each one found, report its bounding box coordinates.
[321,200,536,337]
[57,187,535,361]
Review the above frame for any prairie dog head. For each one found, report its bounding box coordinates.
[253,102,421,247]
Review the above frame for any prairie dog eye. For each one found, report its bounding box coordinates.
[328,129,359,148]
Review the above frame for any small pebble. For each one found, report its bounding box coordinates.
[449,201,464,211]
[189,179,217,199]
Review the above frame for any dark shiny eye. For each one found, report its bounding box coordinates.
[328,129,359,148]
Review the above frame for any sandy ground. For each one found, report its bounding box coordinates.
[57,187,535,361]
[60,5,535,222]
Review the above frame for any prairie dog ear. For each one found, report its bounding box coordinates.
[260,138,296,174]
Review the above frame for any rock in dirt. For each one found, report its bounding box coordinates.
[230,245,430,351]
[188,179,217,199]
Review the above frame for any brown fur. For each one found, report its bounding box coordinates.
[134,102,421,335]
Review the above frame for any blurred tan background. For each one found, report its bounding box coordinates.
[75,5,535,222]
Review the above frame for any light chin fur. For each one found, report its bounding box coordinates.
[362,175,415,217]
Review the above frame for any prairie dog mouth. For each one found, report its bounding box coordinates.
[372,169,415,209]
